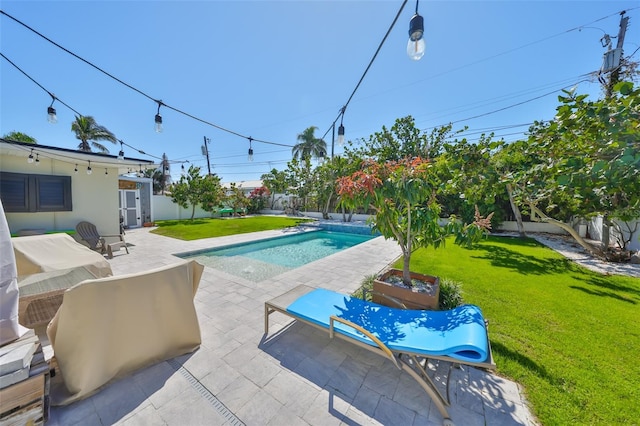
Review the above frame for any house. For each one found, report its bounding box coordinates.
[0,138,155,236]
[221,179,263,196]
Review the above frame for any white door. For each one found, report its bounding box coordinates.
[120,190,141,228]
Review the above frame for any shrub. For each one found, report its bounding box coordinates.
[353,274,377,301]
[438,278,464,310]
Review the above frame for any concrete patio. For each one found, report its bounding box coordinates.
[46,226,537,426]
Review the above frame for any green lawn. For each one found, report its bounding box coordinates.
[150,216,314,240]
[402,236,639,425]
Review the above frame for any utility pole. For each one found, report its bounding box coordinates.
[599,11,628,251]
[601,11,629,98]
[202,136,212,176]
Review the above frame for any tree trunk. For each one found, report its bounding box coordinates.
[529,204,604,258]
[601,214,611,251]
[403,203,412,286]
[402,251,412,286]
[190,205,196,220]
[322,192,333,220]
[506,184,526,237]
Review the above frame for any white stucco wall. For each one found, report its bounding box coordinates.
[2,153,121,235]
[152,195,213,220]
[620,220,640,252]
[587,217,640,251]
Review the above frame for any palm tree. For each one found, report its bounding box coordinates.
[143,153,172,194]
[3,131,37,144]
[292,126,327,160]
[71,115,117,153]
[143,168,164,195]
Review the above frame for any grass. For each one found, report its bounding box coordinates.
[150,216,314,240]
[401,236,639,425]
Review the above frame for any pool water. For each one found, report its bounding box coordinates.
[179,230,375,282]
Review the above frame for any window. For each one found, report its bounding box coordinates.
[0,172,72,212]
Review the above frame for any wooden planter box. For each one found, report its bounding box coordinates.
[373,269,440,310]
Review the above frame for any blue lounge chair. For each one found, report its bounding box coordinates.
[264,284,495,424]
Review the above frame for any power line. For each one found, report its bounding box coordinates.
[420,77,591,132]
[412,74,593,124]
[323,7,636,140]
[380,6,640,96]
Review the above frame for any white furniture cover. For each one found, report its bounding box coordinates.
[47,259,204,405]
[12,233,112,278]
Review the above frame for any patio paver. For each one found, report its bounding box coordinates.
[45,225,537,426]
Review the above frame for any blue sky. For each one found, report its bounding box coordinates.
[1,1,638,184]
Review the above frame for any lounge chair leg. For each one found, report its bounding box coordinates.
[264,304,273,334]
[106,245,114,259]
[403,355,451,421]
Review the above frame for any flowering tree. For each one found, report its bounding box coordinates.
[337,156,492,286]
[247,186,270,213]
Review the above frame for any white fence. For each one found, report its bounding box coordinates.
[152,195,214,221]
[588,217,640,251]
[153,196,639,251]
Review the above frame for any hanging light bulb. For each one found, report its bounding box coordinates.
[47,95,58,124]
[337,124,345,146]
[248,137,254,162]
[27,149,34,163]
[105,168,109,176]
[74,164,79,174]
[117,140,124,161]
[407,11,425,61]
[87,161,92,175]
[35,153,40,165]
[47,106,57,124]
[154,101,163,133]
[155,114,163,133]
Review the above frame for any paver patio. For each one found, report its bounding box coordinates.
[45,226,537,426]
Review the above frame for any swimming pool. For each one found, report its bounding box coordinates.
[178,230,375,282]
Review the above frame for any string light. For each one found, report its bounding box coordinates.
[337,107,346,146]
[4,138,160,180]
[154,101,163,133]
[117,140,124,161]
[47,94,58,124]
[248,137,254,162]
[407,0,425,61]
[0,13,292,148]
[337,124,345,146]
[320,1,408,145]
